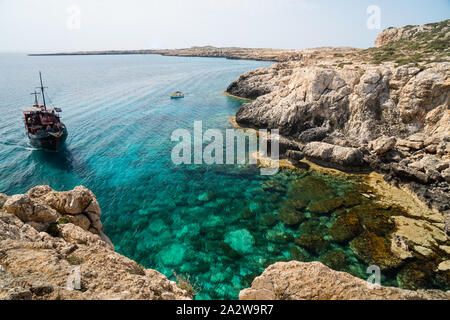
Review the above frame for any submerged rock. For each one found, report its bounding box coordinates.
[329,212,362,242]
[260,214,278,227]
[277,206,306,226]
[348,204,395,236]
[350,232,404,270]
[288,176,335,202]
[266,230,294,244]
[308,198,344,215]
[224,229,255,255]
[397,261,434,290]
[320,250,348,271]
[289,246,309,262]
[294,233,329,254]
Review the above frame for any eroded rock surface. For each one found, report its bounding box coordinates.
[0,186,190,300]
[239,261,450,300]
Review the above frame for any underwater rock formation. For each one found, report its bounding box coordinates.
[0,186,191,300]
[239,261,450,300]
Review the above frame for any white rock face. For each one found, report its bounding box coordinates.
[233,63,449,144]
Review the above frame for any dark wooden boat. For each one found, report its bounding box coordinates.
[23,72,68,150]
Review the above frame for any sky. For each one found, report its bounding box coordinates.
[0,0,449,53]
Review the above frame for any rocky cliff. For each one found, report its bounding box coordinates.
[0,186,191,300]
[239,261,450,300]
[228,20,450,212]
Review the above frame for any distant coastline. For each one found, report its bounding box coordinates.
[27,46,359,63]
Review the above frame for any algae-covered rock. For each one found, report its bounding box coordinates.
[299,219,322,234]
[240,208,254,220]
[261,181,286,193]
[350,232,404,270]
[436,270,450,288]
[320,250,348,271]
[294,233,329,254]
[198,191,216,202]
[266,230,294,244]
[219,242,242,259]
[288,176,335,202]
[283,198,309,211]
[261,214,278,227]
[340,191,364,208]
[329,212,362,242]
[289,246,309,262]
[397,261,434,290]
[278,206,306,226]
[308,198,344,215]
[348,205,395,236]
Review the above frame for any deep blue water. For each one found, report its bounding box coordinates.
[2,53,437,299]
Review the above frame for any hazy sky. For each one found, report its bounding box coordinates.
[0,0,449,53]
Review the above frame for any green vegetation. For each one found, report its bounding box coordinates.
[57,215,70,224]
[172,270,202,298]
[337,62,353,68]
[362,19,449,67]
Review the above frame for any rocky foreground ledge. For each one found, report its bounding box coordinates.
[0,186,190,300]
[240,261,450,300]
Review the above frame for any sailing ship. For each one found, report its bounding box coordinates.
[23,72,68,150]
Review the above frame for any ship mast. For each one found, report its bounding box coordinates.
[31,91,40,107]
[38,71,47,110]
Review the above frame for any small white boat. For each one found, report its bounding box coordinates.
[170,91,185,99]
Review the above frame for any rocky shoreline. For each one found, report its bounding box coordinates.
[227,20,450,218]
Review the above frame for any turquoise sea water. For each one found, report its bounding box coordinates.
[1,54,445,299]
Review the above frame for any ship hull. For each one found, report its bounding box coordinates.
[27,128,68,150]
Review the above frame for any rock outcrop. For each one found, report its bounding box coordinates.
[239,261,450,300]
[375,20,450,47]
[0,186,191,300]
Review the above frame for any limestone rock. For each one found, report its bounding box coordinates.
[0,186,191,300]
[3,194,60,223]
[239,261,450,300]
[0,211,190,300]
[369,136,397,155]
[303,142,365,169]
[438,260,450,272]
[391,215,447,249]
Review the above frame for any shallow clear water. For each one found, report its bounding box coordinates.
[1,54,445,299]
